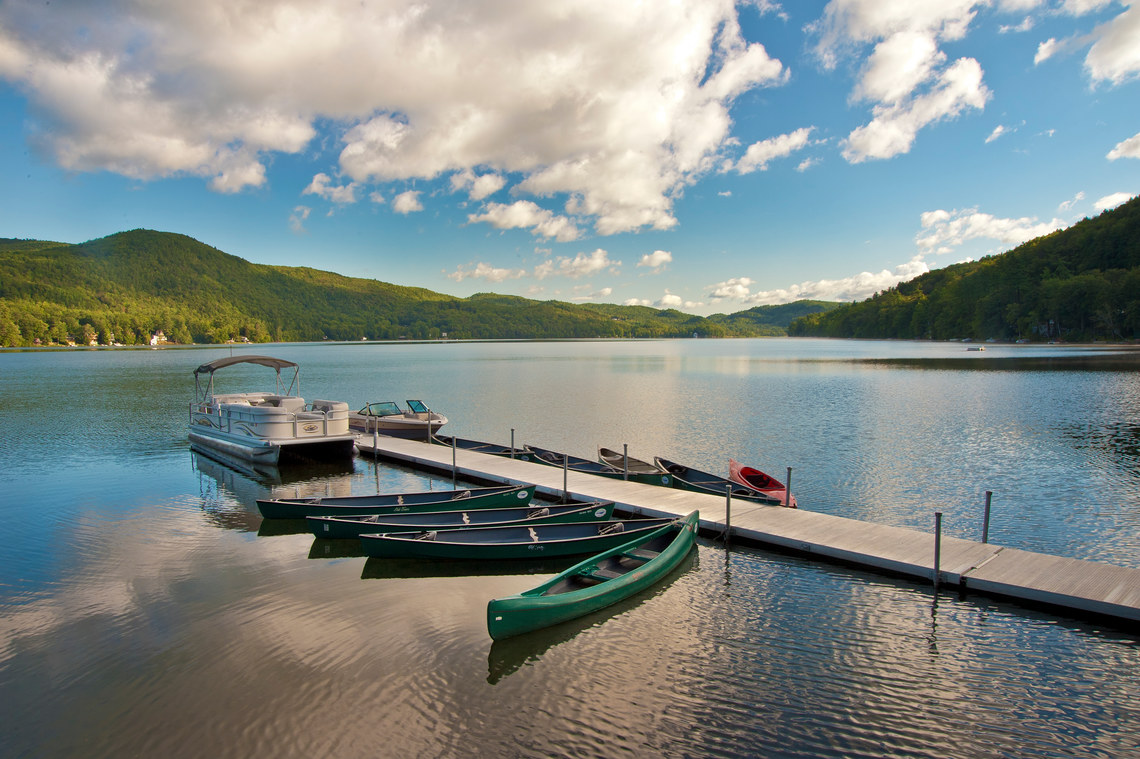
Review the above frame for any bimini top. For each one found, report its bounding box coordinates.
[194,355,298,376]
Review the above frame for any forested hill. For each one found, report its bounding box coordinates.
[0,229,839,346]
[789,195,1140,342]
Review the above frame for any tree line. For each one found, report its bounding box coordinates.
[790,195,1140,342]
[0,230,835,347]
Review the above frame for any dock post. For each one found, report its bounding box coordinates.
[510,428,515,459]
[724,484,732,546]
[786,466,793,507]
[426,404,433,444]
[982,491,992,543]
[563,453,569,503]
[623,443,629,480]
[933,512,943,592]
[372,427,378,456]
[451,437,457,487]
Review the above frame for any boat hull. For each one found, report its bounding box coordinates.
[486,512,699,640]
[256,483,536,519]
[358,518,674,560]
[654,457,779,505]
[307,501,615,539]
[526,445,672,487]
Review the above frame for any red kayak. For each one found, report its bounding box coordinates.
[728,458,797,508]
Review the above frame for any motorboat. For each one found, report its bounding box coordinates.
[188,355,355,465]
[349,400,447,439]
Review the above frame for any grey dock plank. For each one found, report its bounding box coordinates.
[357,435,1140,627]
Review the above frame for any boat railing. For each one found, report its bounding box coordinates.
[189,399,350,439]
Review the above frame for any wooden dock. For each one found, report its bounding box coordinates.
[357,435,1140,629]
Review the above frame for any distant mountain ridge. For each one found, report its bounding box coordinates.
[0,230,839,346]
[790,195,1140,342]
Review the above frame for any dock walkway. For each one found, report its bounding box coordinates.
[357,435,1140,629]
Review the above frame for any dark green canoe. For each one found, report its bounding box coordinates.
[487,511,699,640]
[358,517,675,560]
[256,483,536,519]
[306,500,615,539]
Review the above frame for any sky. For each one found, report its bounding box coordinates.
[0,0,1137,316]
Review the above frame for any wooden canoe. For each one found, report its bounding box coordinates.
[728,458,797,508]
[306,500,615,539]
[256,483,536,519]
[357,517,675,560]
[653,457,780,505]
[597,447,663,475]
[526,444,673,487]
[486,511,699,640]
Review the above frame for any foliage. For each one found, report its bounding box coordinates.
[788,196,1140,341]
[0,229,838,346]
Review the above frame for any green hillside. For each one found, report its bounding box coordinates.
[0,229,837,346]
[789,196,1140,341]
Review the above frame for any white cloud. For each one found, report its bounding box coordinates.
[1094,192,1135,211]
[534,248,620,280]
[467,200,581,242]
[303,172,358,203]
[0,1,788,234]
[915,207,1065,254]
[999,17,1035,34]
[1108,131,1140,160]
[1059,191,1085,211]
[1085,2,1140,86]
[445,262,526,283]
[392,190,423,214]
[854,31,943,105]
[450,169,507,201]
[709,277,754,300]
[623,297,654,307]
[735,127,813,173]
[638,250,673,271]
[710,261,931,306]
[812,1,992,163]
[570,287,613,302]
[288,205,311,233]
[985,125,1008,143]
[796,156,820,172]
[843,58,989,162]
[1034,37,1062,65]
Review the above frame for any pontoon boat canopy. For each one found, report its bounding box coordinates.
[194,355,299,376]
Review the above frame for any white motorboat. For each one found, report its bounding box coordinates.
[348,399,447,439]
[188,355,355,464]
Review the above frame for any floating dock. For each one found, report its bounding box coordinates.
[357,435,1140,630]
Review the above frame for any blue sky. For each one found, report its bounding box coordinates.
[0,0,1137,316]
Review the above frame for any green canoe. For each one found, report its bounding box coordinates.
[307,500,615,539]
[256,483,536,519]
[486,511,699,640]
[358,517,675,560]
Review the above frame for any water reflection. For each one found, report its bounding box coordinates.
[486,548,698,684]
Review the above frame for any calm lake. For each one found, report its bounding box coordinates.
[1,338,1138,758]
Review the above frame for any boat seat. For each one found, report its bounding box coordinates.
[622,548,658,561]
[582,567,624,581]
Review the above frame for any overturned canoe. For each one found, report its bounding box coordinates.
[358,517,675,560]
[307,500,615,539]
[256,483,536,519]
[486,511,699,640]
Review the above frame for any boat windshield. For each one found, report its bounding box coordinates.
[406,400,429,414]
[362,402,402,416]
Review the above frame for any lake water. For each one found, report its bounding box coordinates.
[1,339,1138,758]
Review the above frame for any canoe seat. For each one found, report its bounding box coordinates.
[584,567,624,581]
[622,548,658,561]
